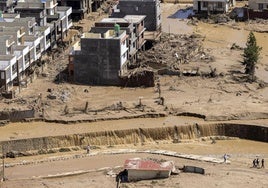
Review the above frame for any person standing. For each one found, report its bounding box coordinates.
[86,145,90,154]
[261,159,265,168]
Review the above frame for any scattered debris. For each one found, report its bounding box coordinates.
[183,165,205,174]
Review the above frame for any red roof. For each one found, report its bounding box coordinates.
[124,158,173,171]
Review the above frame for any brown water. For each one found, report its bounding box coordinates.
[1,120,267,153]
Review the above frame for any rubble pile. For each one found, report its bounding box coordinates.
[138,33,214,72]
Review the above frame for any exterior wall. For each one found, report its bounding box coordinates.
[193,0,229,13]
[249,0,268,10]
[193,0,236,13]
[120,37,128,69]
[128,169,171,181]
[59,0,89,20]
[73,38,122,85]
[111,0,161,31]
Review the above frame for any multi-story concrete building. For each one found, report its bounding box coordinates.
[0,13,58,92]
[70,29,128,85]
[90,15,145,66]
[124,15,146,51]
[15,0,48,26]
[193,0,236,13]
[57,0,97,20]
[249,0,268,10]
[111,0,161,32]
[14,0,72,48]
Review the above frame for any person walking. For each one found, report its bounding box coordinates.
[261,159,264,168]
[256,158,260,168]
[253,159,256,168]
[223,154,227,163]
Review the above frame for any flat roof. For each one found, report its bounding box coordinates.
[124,15,146,23]
[124,158,173,171]
[101,18,129,23]
[24,35,38,41]
[14,45,28,50]
[3,13,20,19]
[57,6,71,11]
[0,55,16,61]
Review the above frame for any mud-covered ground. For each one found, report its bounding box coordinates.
[1,140,268,188]
[1,3,268,188]
[1,4,268,123]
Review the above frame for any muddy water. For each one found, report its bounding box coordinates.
[0,116,206,141]
[1,121,267,153]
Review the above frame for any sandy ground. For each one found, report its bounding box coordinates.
[1,140,268,188]
[1,3,268,188]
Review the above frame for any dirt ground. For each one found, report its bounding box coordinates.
[1,4,268,122]
[1,3,268,188]
[1,140,268,188]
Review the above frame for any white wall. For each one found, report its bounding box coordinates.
[128,169,171,181]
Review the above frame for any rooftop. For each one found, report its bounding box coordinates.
[124,158,174,171]
[14,45,28,51]
[100,18,129,23]
[83,30,126,39]
[124,15,146,23]
[0,55,16,61]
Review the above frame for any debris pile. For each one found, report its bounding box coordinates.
[138,33,214,74]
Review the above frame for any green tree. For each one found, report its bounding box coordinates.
[242,32,262,81]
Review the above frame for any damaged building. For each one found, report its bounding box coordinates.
[69,14,154,86]
[69,27,129,85]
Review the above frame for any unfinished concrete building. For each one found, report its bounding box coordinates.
[70,29,128,85]
[111,0,161,32]
[90,15,145,66]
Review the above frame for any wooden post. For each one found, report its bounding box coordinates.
[2,145,5,181]
[84,102,89,113]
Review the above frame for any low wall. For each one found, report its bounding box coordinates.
[0,123,267,153]
[0,109,35,122]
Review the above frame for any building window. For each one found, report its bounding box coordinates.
[1,72,4,79]
[258,3,264,10]
[12,64,17,74]
[203,2,208,8]
[133,42,135,48]
[217,2,223,8]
